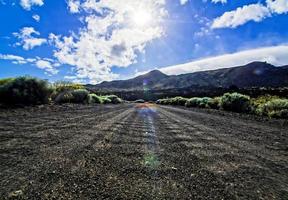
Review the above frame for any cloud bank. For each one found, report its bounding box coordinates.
[212,0,288,29]
[160,45,288,75]
[0,54,58,75]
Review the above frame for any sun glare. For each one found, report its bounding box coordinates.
[132,10,152,27]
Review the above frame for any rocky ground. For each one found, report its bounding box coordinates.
[0,103,287,199]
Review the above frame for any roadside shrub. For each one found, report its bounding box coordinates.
[102,97,112,104]
[155,94,288,119]
[257,99,288,119]
[55,91,74,104]
[207,97,221,109]
[53,81,84,93]
[71,89,90,103]
[252,95,279,115]
[0,77,52,106]
[198,97,212,108]
[106,95,122,104]
[170,97,188,106]
[185,97,212,108]
[185,97,202,107]
[0,78,14,86]
[51,81,85,101]
[156,98,170,105]
[55,89,89,104]
[220,93,251,113]
[89,94,103,104]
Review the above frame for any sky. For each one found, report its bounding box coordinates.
[0,0,288,83]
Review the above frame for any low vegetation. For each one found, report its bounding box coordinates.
[185,97,212,108]
[0,77,52,106]
[157,93,288,119]
[0,78,15,86]
[220,93,251,113]
[156,97,188,106]
[52,81,85,93]
[254,97,288,119]
[55,89,90,104]
[0,77,123,106]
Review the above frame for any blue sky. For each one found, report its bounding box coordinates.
[0,0,288,83]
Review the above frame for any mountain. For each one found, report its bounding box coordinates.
[156,62,288,89]
[92,70,169,91]
[87,62,288,100]
[90,62,288,91]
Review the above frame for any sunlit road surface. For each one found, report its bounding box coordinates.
[0,103,287,199]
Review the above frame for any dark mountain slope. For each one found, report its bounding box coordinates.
[93,70,169,91]
[156,62,288,89]
[89,62,288,92]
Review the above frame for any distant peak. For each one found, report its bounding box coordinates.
[147,69,166,75]
[245,61,274,68]
[140,69,168,78]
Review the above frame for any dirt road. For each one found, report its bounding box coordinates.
[0,103,287,199]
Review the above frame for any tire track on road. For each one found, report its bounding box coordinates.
[156,105,288,199]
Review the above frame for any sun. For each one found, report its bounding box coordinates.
[132,10,152,27]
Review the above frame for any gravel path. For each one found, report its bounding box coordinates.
[0,103,287,199]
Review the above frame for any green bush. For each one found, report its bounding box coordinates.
[101,96,112,104]
[105,95,122,104]
[257,99,288,119]
[220,93,251,113]
[55,89,89,104]
[156,99,169,105]
[0,78,14,86]
[198,97,212,108]
[55,91,74,104]
[185,97,202,107]
[185,97,212,108]
[71,89,90,103]
[207,97,221,109]
[89,94,103,104]
[170,97,188,106]
[0,77,52,106]
[156,94,288,119]
[53,81,85,93]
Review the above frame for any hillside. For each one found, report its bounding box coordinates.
[90,62,288,92]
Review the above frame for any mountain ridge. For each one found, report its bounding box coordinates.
[90,62,288,92]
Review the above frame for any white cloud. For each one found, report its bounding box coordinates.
[0,54,26,63]
[50,0,167,83]
[180,0,189,5]
[212,0,288,29]
[13,27,47,50]
[0,54,58,75]
[212,4,270,29]
[266,0,288,14]
[32,14,40,22]
[35,60,58,75]
[159,45,288,75]
[20,0,44,10]
[211,0,227,3]
[180,0,226,5]
[67,0,80,13]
